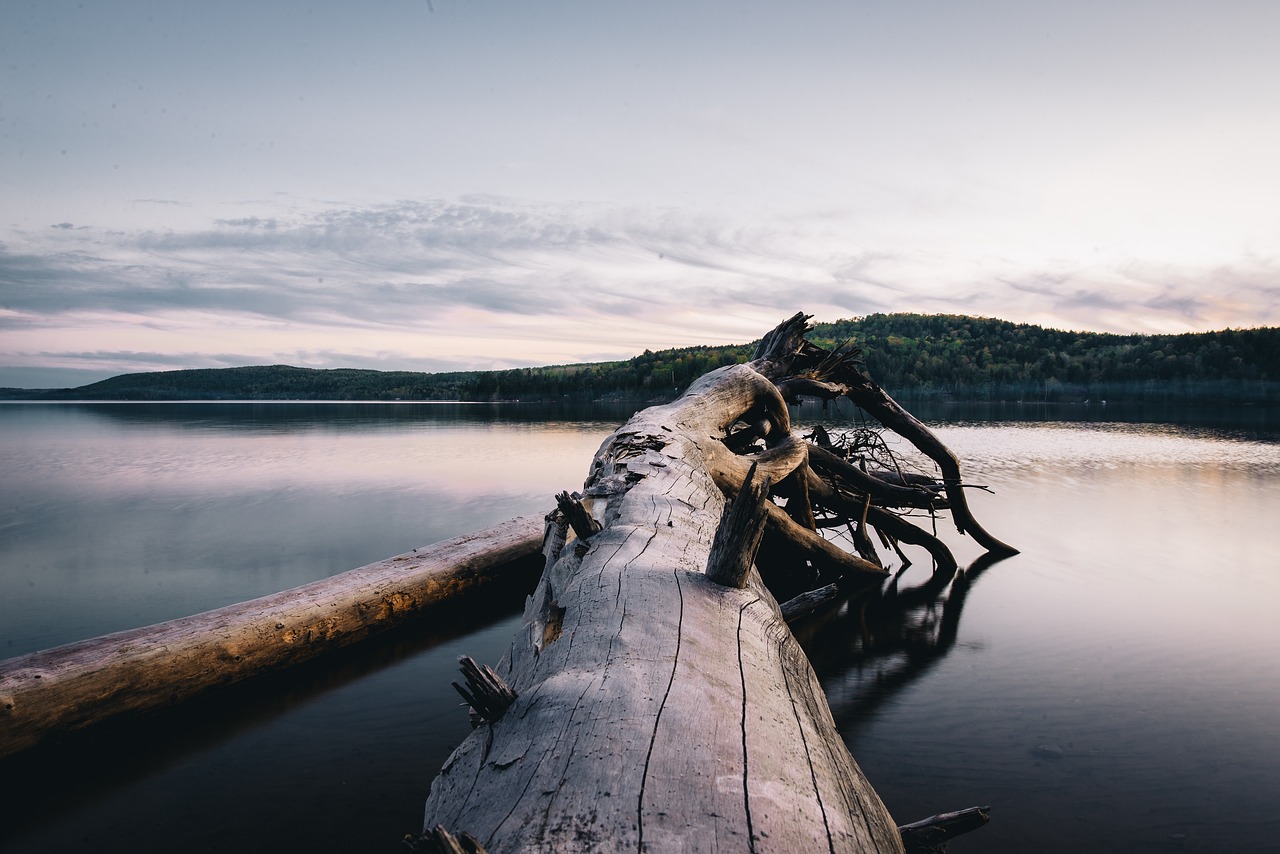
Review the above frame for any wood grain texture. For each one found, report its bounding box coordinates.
[423,364,904,852]
[0,514,545,757]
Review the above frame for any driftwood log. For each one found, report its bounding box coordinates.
[0,515,544,758]
[420,314,1013,852]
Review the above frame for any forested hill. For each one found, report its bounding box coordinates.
[5,314,1278,403]
[814,314,1279,402]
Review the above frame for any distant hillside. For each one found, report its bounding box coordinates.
[811,314,1280,402]
[4,314,1278,403]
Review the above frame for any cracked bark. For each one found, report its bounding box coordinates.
[423,314,1011,852]
[422,365,903,851]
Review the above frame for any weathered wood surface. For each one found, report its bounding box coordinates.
[0,514,544,758]
[422,362,905,852]
[780,583,843,623]
[898,806,991,853]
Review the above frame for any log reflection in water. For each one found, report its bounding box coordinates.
[794,551,1013,726]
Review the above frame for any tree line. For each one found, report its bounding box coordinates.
[812,314,1279,402]
[5,314,1277,403]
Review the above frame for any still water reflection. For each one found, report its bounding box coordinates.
[0,403,623,654]
[1,402,1278,853]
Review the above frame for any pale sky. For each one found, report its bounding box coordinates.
[2,0,1278,387]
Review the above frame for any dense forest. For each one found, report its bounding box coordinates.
[4,314,1277,403]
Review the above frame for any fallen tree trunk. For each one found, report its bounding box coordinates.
[0,515,544,758]
[422,365,902,852]
[421,314,1014,852]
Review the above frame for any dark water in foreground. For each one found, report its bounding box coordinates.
[1,401,1278,853]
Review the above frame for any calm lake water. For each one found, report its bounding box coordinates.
[2,400,1278,853]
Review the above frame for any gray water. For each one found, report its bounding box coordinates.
[1,402,1278,853]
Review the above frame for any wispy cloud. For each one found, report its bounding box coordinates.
[3,196,1278,386]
